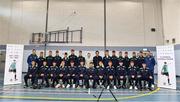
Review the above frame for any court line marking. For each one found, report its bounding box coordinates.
[0,88,160,101]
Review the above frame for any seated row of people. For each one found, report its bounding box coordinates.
[24,60,153,91]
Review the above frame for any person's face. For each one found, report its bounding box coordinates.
[140,52,143,56]
[99,61,103,66]
[79,52,82,56]
[142,64,146,68]
[80,61,84,66]
[64,53,67,57]
[32,50,36,55]
[87,53,91,58]
[61,61,65,66]
[108,62,112,66]
[119,62,123,66]
[130,62,134,66]
[71,51,75,54]
[89,63,94,68]
[132,53,136,57]
[43,62,47,66]
[40,52,43,57]
[105,51,109,56]
[70,62,74,66]
[96,52,99,56]
[53,62,56,66]
[112,52,116,56]
[32,61,36,66]
[147,51,150,56]
[56,52,59,56]
[49,51,52,56]
[119,52,122,56]
[125,53,128,57]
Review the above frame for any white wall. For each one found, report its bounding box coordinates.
[162,0,180,44]
[0,0,164,46]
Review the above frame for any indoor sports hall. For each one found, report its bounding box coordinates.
[0,0,180,102]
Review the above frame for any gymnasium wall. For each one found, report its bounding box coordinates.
[162,0,180,44]
[0,0,164,46]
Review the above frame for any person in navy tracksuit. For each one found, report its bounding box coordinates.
[116,61,127,89]
[38,61,49,86]
[130,52,138,67]
[144,51,156,85]
[93,51,103,68]
[37,52,45,70]
[137,51,145,68]
[46,62,58,87]
[62,52,69,66]
[111,50,118,68]
[106,61,116,89]
[27,49,38,68]
[57,61,69,88]
[138,63,153,91]
[84,62,98,89]
[103,50,112,68]
[128,61,138,89]
[24,61,38,87]
[46,51,54,67]
[66,61,78,88]
[68,49,78,66]
[53,50,62,67]
[77,61,86,87]
[96,61,106,88]
[78,50,86,66]
[123,52,130,71]
[118,51,124,63]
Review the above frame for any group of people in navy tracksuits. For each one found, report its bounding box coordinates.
[25,49,156,91]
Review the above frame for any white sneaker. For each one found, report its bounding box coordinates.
[66,84,70,88]
[83,85,86,89]
[114,86,117,89]
[72,84,75,88]
[107,86,110,89]
[135,86,138,90]
[129,86,133,89]
[152,84,155,88]
[55,84,60,88]
[62,85,65,88]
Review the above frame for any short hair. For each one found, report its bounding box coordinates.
[64,52,68,55]
[125,52,128,54]
[79,50,82,53]
[96,51,99,53]
[70,61,74,63]
[49,50,52,53]
[108,60,112,63]
[71,49,75,51]
[56,50,59,53]
[105,50,109,52]
[112,50,116,53]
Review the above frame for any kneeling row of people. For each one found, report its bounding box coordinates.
[24,60,153,91]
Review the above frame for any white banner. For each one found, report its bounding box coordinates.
[4,44,24,85]
[156,45,176,89]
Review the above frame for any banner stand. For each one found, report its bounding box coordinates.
[4,44,24,85]
[156,45,176,89]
